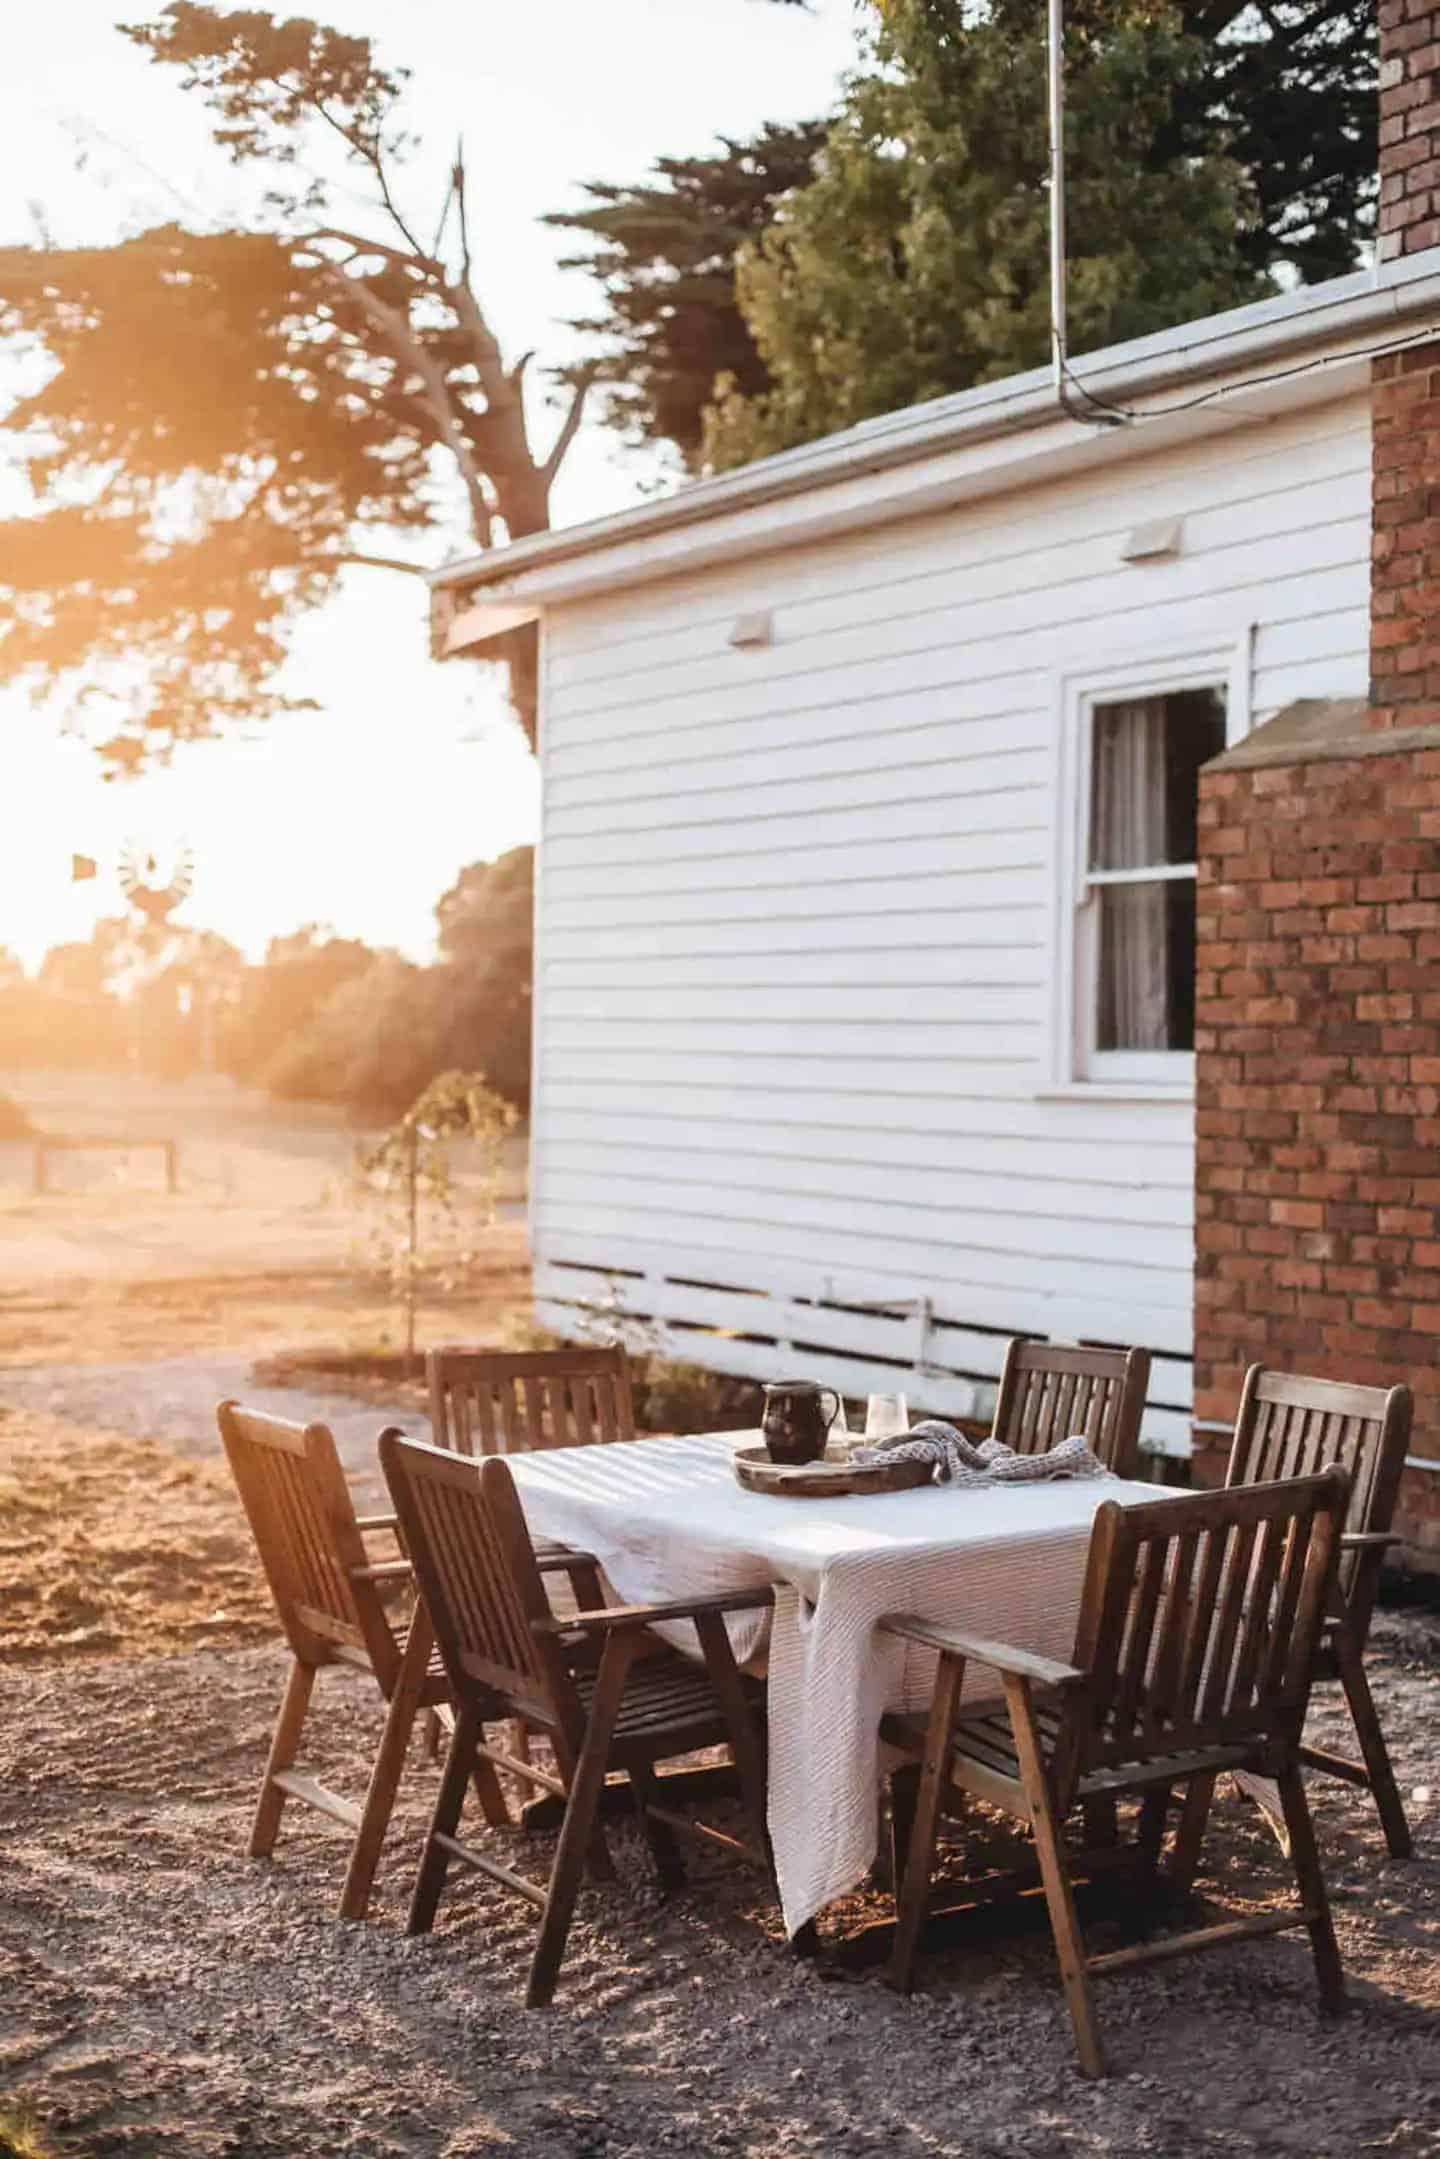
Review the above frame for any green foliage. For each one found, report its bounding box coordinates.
[219,925,375,1084]
[544,122,826,469]
[259,846,534,1118]
[705,0,1268,468]
[2,844,534,1109]
[351,1069,518,1361]
[997,0,1378,287]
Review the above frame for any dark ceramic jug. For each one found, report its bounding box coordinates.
[760,1379,841,1467]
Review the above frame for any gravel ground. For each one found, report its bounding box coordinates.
[2,1617,1437,2159]
[0,1356,409,1504]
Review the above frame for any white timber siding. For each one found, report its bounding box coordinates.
[531,390,1373,1456]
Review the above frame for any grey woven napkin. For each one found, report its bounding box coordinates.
[853,1420,1113,1488]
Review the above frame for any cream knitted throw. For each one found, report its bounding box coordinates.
[853,1420,1113,1487]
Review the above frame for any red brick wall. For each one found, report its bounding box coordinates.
[1192,742,1440,1568]
[1379,0,1440,264]
[1371,346,1440,733]
[1373,4,1440,731]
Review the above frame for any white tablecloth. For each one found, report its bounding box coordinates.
[506,1430,1159,1936]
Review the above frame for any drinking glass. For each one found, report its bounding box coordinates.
[865,1392,909,1441]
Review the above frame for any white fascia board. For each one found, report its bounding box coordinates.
[431,255,1440,627]
[440,597,541,653]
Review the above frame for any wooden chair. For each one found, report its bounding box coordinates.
[880,1469,1350,2077]
[1218,1366,1414,1858]
[380,1428,772,2007]
[424,1345,635,1775]
[427,1343,636,1455]
[216,1400,501,1922]
[218,1404,599,1918]
[992,1340,1150,1479]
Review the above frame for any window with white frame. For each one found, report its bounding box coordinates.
[1085,687,1226,1065]
[1050,647,1244,1094]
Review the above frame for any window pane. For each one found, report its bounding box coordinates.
[1096,879,1197,1051]
[1089,688,1227,871]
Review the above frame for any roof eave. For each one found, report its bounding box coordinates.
[430,253,1440,616]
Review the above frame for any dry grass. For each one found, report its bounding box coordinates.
[0,2110,52,2159]
[0,1409,273,1663]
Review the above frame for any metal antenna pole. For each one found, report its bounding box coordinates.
[1048,0,1067,405]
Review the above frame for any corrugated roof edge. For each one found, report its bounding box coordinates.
[430,252,1440,596]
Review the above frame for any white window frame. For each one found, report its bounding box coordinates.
[1043,633,1252,1100]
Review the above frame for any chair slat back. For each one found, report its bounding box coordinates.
[992,1341,1150,1477]
[1225,1366,1411,1630]
[217,1401,397,1682]
[380,1431,568,1727]
[427,1345,636,1456]
[1066,1471,1348,1796]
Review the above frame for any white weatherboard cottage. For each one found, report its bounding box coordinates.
[431,258,1440,1462]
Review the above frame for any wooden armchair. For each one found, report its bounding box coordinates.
[1221,1366,1414,1857]
[991,1340,1150,1479]
[427,1343,636,1454]
[423,1344,636,1776]
[216,1400,507,1922]
[880,1470,1350,2077]
[380,1429,772,2007]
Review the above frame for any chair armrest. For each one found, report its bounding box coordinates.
[348,1558,414,1585]
[879,1613,1087,1694]
[533,1587,775,1637]
[1340,1531,1398,1552]
[355,1512,400,1533]
[534,1548,600,1577]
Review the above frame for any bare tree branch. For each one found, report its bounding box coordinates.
[455,139,473,285]
[297,228,440,280]
[543,371,597,485]
[308,93,430,261]
[444,278,517,421]
[337,272,494,544]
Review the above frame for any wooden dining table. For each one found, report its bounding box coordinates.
[505,1427,1162,1937]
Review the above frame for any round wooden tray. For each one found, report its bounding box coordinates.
[732,1443,932,1499]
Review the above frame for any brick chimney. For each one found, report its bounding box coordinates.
[1373,1,1440,729]
[1191,8,1440,1571]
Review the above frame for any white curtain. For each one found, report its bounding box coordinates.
[1092,699,1170,1051]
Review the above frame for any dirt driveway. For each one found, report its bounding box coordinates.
[2,1073,1438,2157]
[2,1621,1437,2159]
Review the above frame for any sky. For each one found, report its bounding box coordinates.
[0,0,861,970]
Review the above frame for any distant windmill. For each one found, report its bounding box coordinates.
[118,840,194,929]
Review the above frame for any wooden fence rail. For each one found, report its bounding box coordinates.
[31,1137,178,1196]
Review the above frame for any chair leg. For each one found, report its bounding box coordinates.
[1276,1763,1345,2017]
[552,1731,616,1885]
[889,1651,965,1995]
[1005,1674,1106,2080]
[528,1632,637,2008]
[1083,1795,1119,1851]
[338,1621,433,1923]
[1135,1783,1171,1874]
[628,1760,685,1894]
[1333,1631,1412,1860]
[695,1609,770,1868]
[249,1657,316,1859]
[407,1704,479,1937]
[888,1765,920,1897]
[1169,1770,1216,1897]
[469,1732,512,1830]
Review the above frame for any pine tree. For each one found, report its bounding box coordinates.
[705,0,1270,469]
[545,123,827,469]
